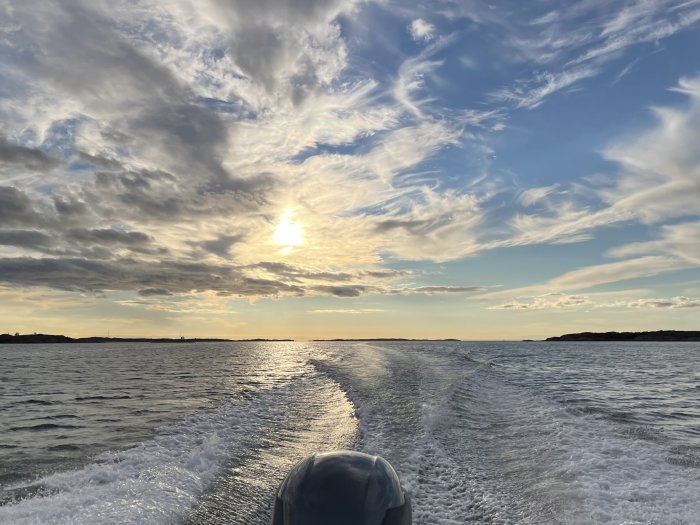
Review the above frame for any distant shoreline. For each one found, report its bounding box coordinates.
[0,334,293,344]
[546,330,700,342]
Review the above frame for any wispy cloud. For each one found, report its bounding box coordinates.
[490,293,700,311]
[311,308,384,314]
[599,76,700,224]
[609,222,700,265]
[491,66,600,109]
[480,255,693,303]
[488,0,700,109]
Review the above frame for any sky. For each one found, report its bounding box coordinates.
[1,0,699,340]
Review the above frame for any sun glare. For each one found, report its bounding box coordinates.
[273,210,303,251]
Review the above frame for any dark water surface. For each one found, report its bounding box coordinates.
[1,341,699,524]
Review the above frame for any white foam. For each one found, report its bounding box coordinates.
[0,387,292,525]
[1,352,361,525]
[310,342,700,525]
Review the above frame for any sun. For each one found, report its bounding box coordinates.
[273,210,303,252]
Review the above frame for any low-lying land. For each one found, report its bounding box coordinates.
[546,331,700,342]
[0,333,293,344]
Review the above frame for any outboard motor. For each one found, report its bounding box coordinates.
[272,450,412,525]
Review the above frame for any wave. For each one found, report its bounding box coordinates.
[5,341,699,524]
[0,357,357,525]
[8,424,82,432]
[309,341,700,524]
[0,386,296,524]
[74,395,132,401]
[17,399,54,406]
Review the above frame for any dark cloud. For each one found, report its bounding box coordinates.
[199,235,245,258]
[217,0,349,25]
[232,26,284,93]
[0,186,42,227]
[53,196,88,217]
[200,172,275,201]
[114,190,185,219]
[0,230,52,250]
[94,169,177,191]
[375,218,430,233]
[233,276,305,296]
[250,261,355,282]
[28,4,182,109]
[310,285,371,297]
[15,1,272,206]
[0,257,223,294]
[289,56,320,106]
[0,257,127,292]
[65,228,151,245]
[0,251,488,299]
[138,288,173,297]
[0,257,302,297]
[130,103,233,188]
[89,165,267,225]
[211,0,352,100]
[0,135,60,171]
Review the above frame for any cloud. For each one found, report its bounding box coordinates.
[138,288,173,297]
[395,285,484,294]
[489,293,593,310]
[5,1,269,207]
[374,187,484,261]
[480,255,693,303]
[608,222,700,265]
[491,66,599,109]
[550,255,691,290]
[311,308,384,314]
[600,76,700,224]
[612,57,641,85]
[0,250,486,300]
[624,296,700,309]
[0,187,44,227]
[246,261,355,283]
[0,257,301,296]
[309,285,370,297]
[392,33,460,118]
[487,0,700,108]
[195,0,358,102]
[573,0,700,65]
[489,293,700,311]
[0,135,60,172]
[489,75,700,252]
[1,0,699,313]
[434,0,506,25]
[408,19,435,42]
[65,229,152,245]
[517,184,559,207]
[0,230,53,250]
[197,235,245,258]
[53,196,88,218]
[117,294,237,315]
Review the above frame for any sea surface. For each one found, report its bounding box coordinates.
[1,341,699,524]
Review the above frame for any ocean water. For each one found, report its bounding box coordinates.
[1,341,699,524]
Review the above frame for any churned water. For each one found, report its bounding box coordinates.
[1,341,699,524]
